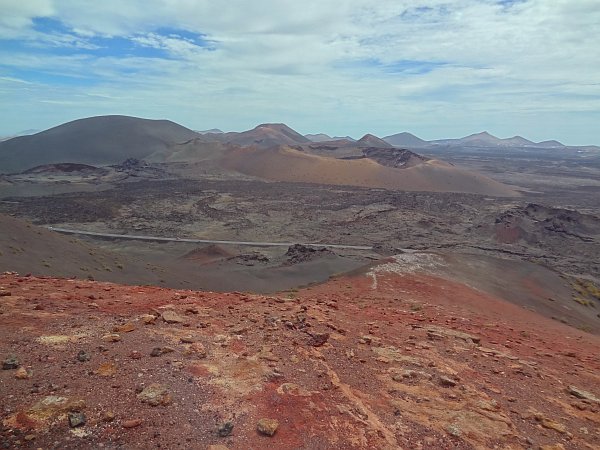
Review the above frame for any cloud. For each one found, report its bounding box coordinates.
[0,0,599,144]
[0,0,55,43]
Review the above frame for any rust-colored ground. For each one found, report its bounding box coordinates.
[1,266,599,449]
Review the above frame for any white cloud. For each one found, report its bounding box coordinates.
[0,0,54,37]
[1,0,600,144]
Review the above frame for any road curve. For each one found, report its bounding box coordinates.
[47,227,374,251]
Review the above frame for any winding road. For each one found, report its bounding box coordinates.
[47,226,374,250]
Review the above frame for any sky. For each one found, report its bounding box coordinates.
[1,0,599,145]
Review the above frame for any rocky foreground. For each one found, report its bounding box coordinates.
[0,263,599,449]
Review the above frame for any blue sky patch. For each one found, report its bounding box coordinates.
[341,58,446,75]
[26,18,214,59]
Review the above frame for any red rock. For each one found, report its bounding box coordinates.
[123,419,142,428]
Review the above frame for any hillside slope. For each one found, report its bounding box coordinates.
[0,214,193,287]
[221,146,520,197]
[0,266,598,449]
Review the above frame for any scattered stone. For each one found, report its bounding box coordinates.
[184,342,207,358]
[24,434,35,442]
[27,396,86,421]
[208,445,230,450]
[256,345,279,362]
[534,414,567,433]
[150,346,174,357]
[113,322,136,333]
[14,366,31,379]
[141,314,157,325]
[130,350,142,359]
[95,362,117,377]
[2,355,19,370]
[477,399,500,412]
[425,326,481,344]
[439,376,457,387]
[185,306,199,314]
[123,419,142,428]
[446,424,461,437]
[359,335,377,345]
[180,335,195,343]
[218,421,234,437]
[162,310,184,324]
[0,290,11,297]
[392,370,420,382]
[309,332,329,347]
[68,411,86,428]
[567,385,600,404]
[102,411,115,422]
[76,350,91,362]
[101,334,121,343]
[257,418,279,436]
[539,445,565,450]
[137,383,172,406]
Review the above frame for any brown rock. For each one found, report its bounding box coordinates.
[309,332,329,347]
[14,366,31,379]
[567,385,600,404]
[123,418,143,428]
[184,342,207,358]
[102,411,115,422]
[208,445,230,450]
[150,346,174,357]
[137,383,172,406]
[439,376,457,387]
[0,290,11,296]
[539,445,565,450]
[535,414,567,433]
[425,325,481,344]
[257,418,279,436]
[185,306,199,314]
[113,322,135,333]
[27,396,86,422]
[141,314,157,325]
[101,334,121,343]
[95,362,117,377]
[162,310,184,324]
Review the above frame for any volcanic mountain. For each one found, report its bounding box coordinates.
[383,131,429,148]
[213,123,311,148]
[0,115,199,173]
[220,145,519,196]
[305,133,333,142]
[356,133,393,148]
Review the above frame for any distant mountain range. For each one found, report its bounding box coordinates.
[307,130,598,150]
[425,131,566,149]
[1,114,597,178]
[0,115,524,196]
[381,130,569,148]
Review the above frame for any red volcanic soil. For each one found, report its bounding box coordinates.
[1,268,599,449]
